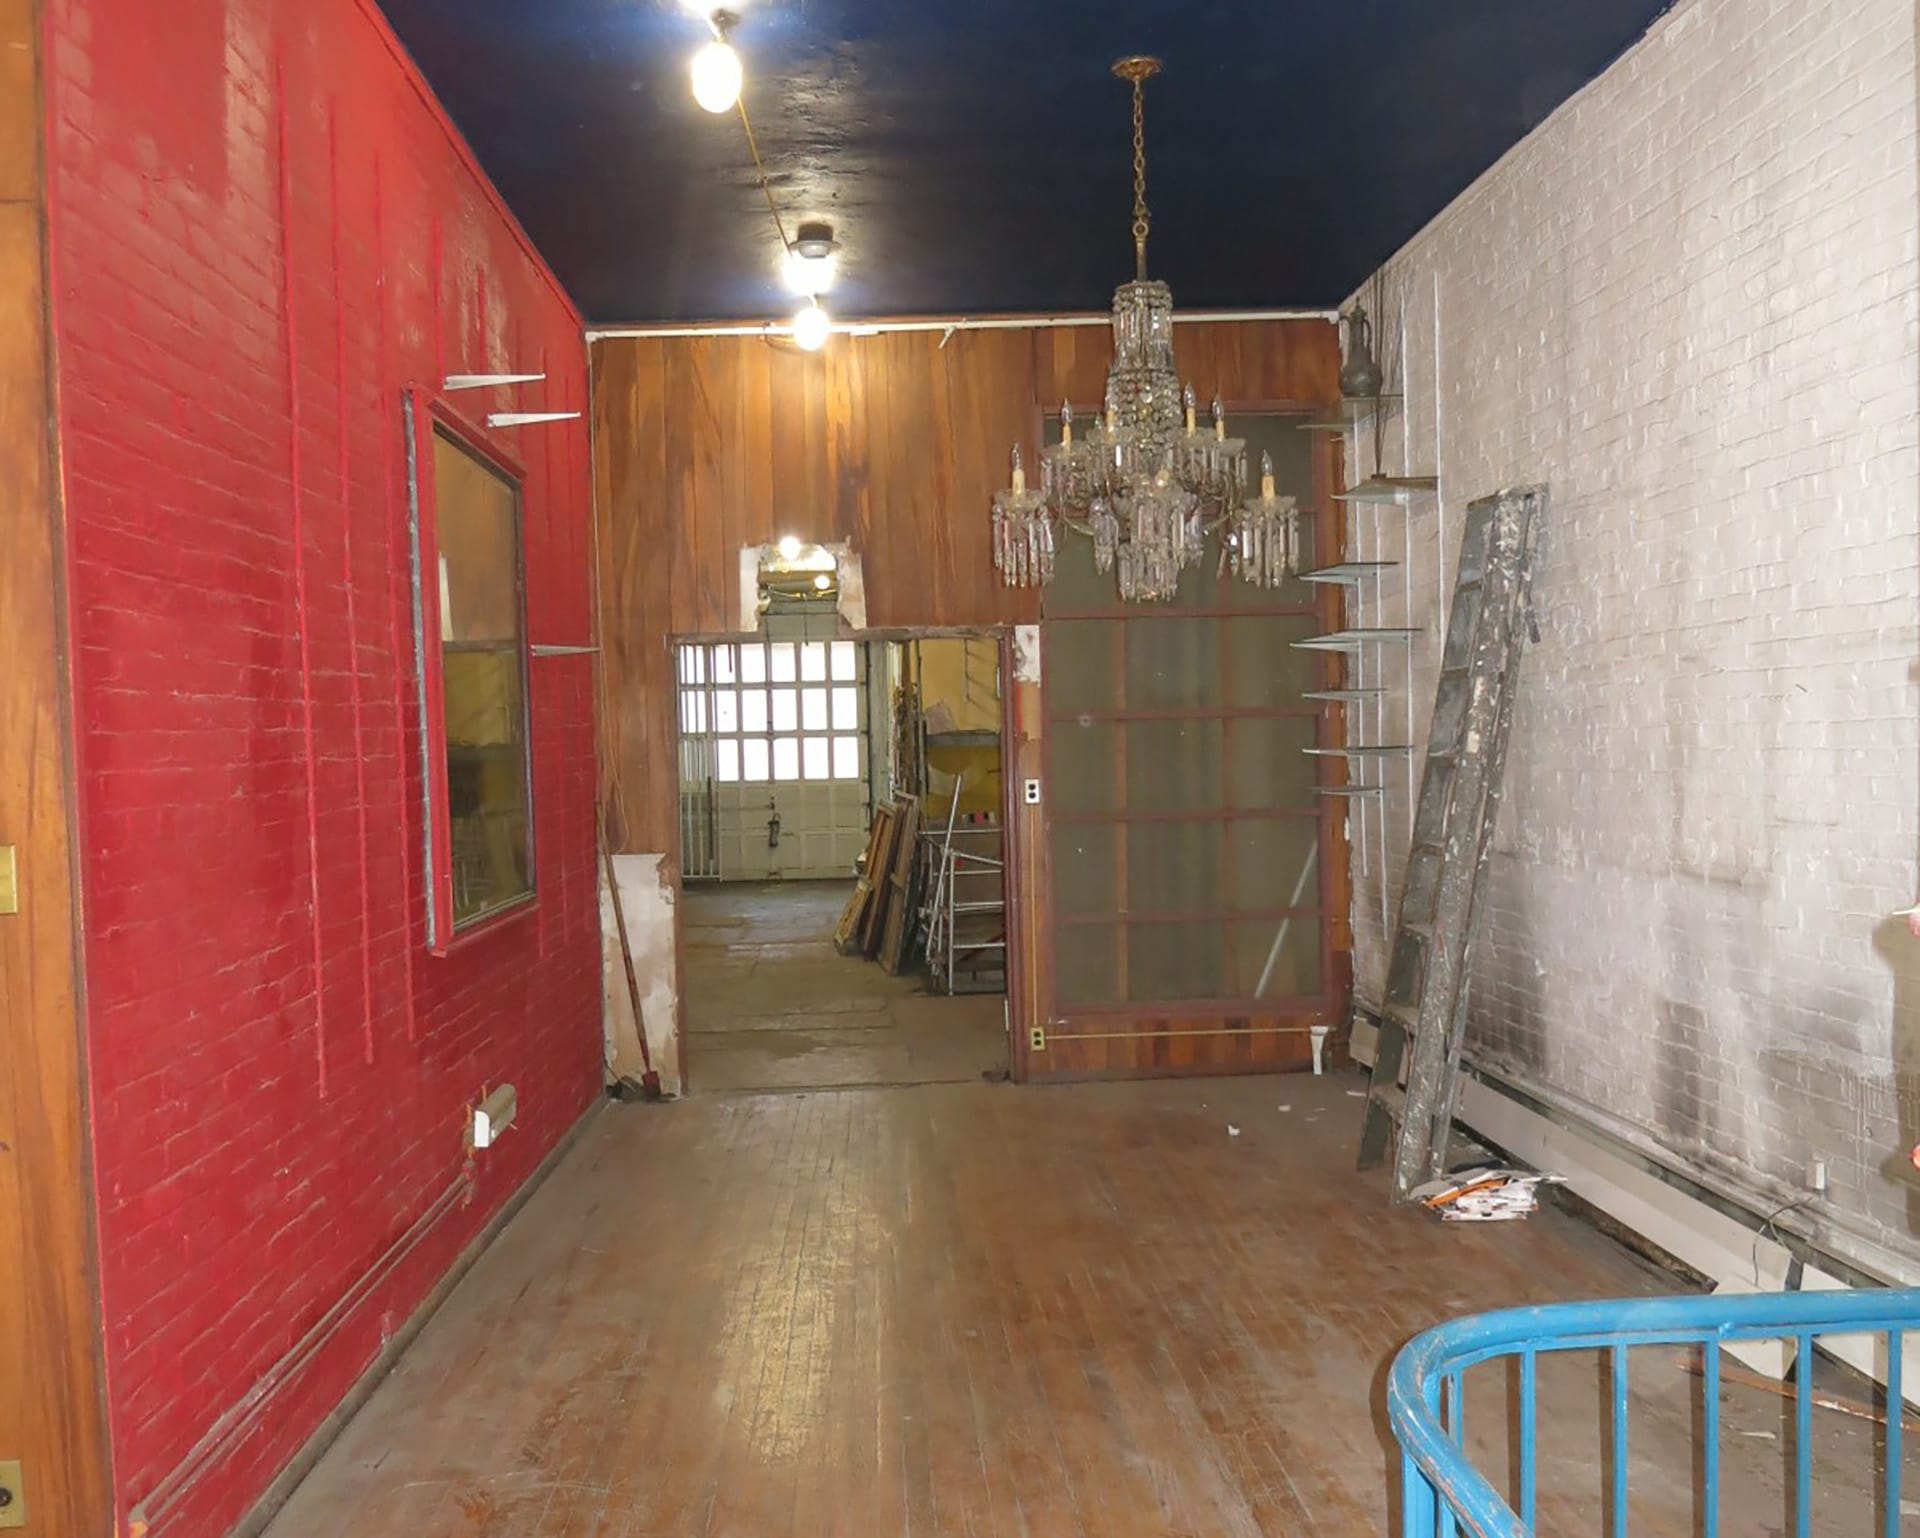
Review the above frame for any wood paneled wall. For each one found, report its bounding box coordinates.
[0,0,114,1527]
[591,318,1340,858]
[591,317,1340,1084]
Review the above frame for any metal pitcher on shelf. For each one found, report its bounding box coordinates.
[1339,304,1384,400]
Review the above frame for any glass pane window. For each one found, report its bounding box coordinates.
[419,419,533,939]
[677,639,867,795]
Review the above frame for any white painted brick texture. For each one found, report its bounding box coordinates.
[1346,0,1920,1277]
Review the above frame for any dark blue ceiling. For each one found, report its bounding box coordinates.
[375,0,1671,325]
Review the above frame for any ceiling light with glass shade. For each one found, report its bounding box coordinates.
[785,221,840,296]
[991,58,1299,604]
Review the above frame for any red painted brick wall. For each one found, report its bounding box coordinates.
[42,2,601,1532]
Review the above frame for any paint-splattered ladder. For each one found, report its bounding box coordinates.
[1357,485,1547,1202]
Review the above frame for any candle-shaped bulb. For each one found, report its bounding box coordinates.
[1011,444,1027,494]
[1183,382,1197,433]
[1060,399,1074,445]
[1259,449,1276,500]
[1212,397,1227,440]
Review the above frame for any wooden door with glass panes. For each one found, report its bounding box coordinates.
[1038,411,1339,1067]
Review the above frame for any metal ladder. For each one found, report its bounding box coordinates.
[922,775,1007,995]
[1357,485,1547,1202]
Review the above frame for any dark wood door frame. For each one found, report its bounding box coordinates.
[0,0,115,1526]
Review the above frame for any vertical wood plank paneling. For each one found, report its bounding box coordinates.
[0,0,114,1525]
[595,317,1338,847]
[766,343,806,546]
[739,337,774,554]
[663,341,699,637]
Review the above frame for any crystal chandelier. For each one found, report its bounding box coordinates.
[991,57,1299,603]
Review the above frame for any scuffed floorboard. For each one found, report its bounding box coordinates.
[684,880,1007,1092]
[261,1077,1917,1537]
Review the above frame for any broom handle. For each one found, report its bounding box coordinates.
[600,833,655,1075]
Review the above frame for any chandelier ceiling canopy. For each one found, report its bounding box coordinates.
[992,58,1300,605]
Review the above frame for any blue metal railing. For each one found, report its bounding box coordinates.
[1389,1286,1920,1538]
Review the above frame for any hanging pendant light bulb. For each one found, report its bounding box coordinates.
[690,10,743,114]
[791,298,831,352]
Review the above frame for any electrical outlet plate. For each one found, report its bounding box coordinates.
[1029,1026,1046,1051]
[1023,779,1041,805]
[0,1459,25,1529]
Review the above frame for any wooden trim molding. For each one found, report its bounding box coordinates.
[0,0,114,1527]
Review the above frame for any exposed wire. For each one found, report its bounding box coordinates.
[734,96,794,258]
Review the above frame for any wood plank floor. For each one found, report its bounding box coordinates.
[684,881,1007,1092]
[261,1075,1913,1537]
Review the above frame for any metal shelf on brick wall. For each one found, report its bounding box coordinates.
[1304,395,1403,433]
[1303,744,1413,759]
[1291,628,1419,653]
[1303,688,1385,703]
[1300,562,1398,586]
[1315,785,1385,800]
[1335,475,1439,504]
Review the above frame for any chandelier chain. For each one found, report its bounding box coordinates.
[1130,73,1149,278]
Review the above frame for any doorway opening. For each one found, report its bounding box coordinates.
[673,613,1011,1092]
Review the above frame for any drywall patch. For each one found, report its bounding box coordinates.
[601,853,682,1095]
[1012,624,1041,682]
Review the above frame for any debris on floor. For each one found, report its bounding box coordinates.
[1676,1348,1920,1431]
[1227,1124,1241,1137]
[1411,1167,1565,1221]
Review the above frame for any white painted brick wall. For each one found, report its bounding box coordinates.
[1346,0,1920,1277]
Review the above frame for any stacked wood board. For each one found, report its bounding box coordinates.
[834,798,921,965]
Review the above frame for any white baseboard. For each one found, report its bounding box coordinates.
[1348,1016,1920,1405]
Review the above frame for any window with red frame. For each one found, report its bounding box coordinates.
[406,394,534,947]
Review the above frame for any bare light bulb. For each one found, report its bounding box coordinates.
[812,573,832,591]
[791,299,831,352]
[690,39,742,113]
[777,534,803,561]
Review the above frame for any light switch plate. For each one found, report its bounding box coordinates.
[0,847,16,916]
[0,1458,25,1529]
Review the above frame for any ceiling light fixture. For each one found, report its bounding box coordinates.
[777,533,803,560]
[689,9,743,114]
[791,299,831,352]
[991,59,1295,603]
[784,221,840,296]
